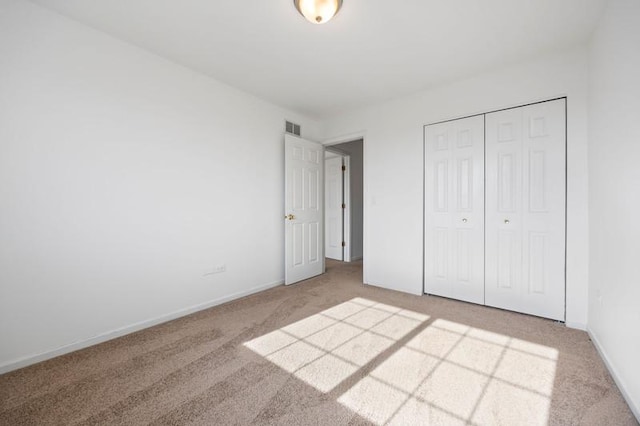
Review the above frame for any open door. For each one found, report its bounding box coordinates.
[285,134,325,285]
[325,154,344,261]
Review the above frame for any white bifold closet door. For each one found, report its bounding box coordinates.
[424,115,485,304]
[485,99,566,320]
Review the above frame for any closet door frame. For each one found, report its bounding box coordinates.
[423,97,567,321]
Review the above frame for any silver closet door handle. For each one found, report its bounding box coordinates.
[504,219,510,224]
[462,218,468,223]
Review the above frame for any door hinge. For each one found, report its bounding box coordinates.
[342,203,346,209]
[342,241,346,247]
[342,165,346,171]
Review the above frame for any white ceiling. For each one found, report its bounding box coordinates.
[31,0,607,118]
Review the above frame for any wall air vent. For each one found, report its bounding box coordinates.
[285,121,301,136]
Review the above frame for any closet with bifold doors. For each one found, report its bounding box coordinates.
[424,98,566,321]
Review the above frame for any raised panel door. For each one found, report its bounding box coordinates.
[485,99,566,320]
[325,155,343,260]
[285,134,325,285]
[424,115,484,304]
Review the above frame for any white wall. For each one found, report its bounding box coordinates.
[0,0,320,372]
[321,47,590,328]
[587,0,640,417]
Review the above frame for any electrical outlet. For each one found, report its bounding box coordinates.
[203,264,226,277]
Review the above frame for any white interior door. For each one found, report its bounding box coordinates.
[285,134,324,285]
[424,115,485,304]
[325,155,344,260]
[485,99,566,320]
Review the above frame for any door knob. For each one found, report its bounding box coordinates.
[285,214,295,220]
[462,218,468,223]
[504,219,510,224]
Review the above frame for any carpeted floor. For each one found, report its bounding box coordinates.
[0,260,637,425]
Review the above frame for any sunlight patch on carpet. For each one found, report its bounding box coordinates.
[244,300,558,425]
[243,298,429,393]
[338,318,559,425]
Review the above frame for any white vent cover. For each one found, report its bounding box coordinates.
[285,121,301,136]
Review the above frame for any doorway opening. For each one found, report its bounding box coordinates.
[324,139,363,263]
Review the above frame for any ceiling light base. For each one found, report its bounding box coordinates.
[294,0,343,25]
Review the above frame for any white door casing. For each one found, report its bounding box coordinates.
[285,134,325,285]
[325,155,344,261]
[485,99,566,320]
[424,115,485,304]
[342,156,351,263]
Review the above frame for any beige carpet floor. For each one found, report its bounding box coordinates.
[0,260,637,425]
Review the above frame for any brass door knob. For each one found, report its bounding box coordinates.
[285,214,295,220]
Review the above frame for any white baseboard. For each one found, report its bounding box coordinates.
[565,321,587,331]
[588,328,640,422]
[0,279,284,375]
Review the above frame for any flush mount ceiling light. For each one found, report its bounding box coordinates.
[294,0,343,24]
